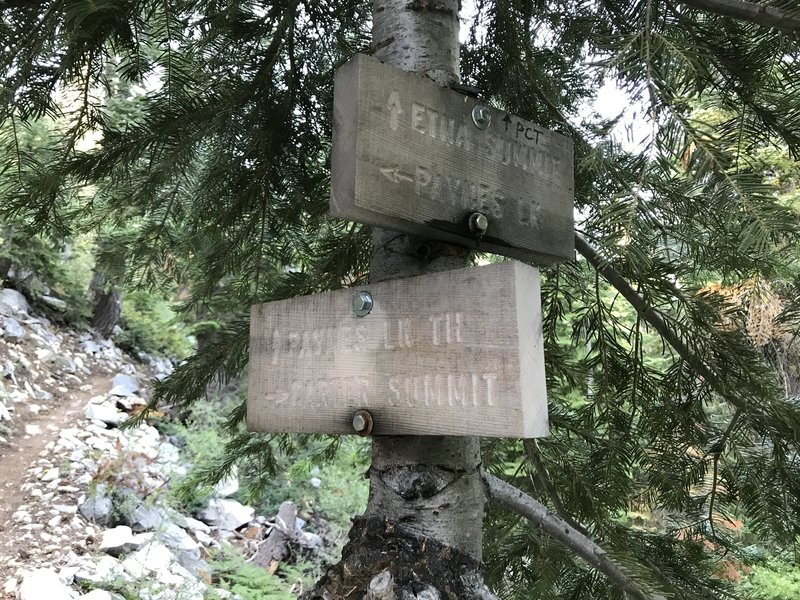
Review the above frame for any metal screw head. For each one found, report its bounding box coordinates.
[469,212,489,236]
[352,291,373,317]
[471,105,491,129]
[352,409,373,436]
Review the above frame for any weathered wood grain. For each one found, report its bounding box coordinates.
[247,261,548,438]
[330,53,575,264]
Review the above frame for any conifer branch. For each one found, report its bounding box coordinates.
[706,408,742,538]
[485,474,660,600]
[0,2,62,73]
[574,233,745,412]
[9,113,22,182]
[523,439,587,535]
[253,0,301,85]
[707,453,720,539]
[677,0,800,35]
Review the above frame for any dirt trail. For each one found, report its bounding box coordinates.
[0,374,112,531]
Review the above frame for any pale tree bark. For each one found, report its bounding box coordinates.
[90,270,123,338]
[678,0,800,36]
[302,1,496,598]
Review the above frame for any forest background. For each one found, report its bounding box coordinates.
[2,1,800,599]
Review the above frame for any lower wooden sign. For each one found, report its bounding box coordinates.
[247,261,548,438]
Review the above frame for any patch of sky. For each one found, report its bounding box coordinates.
[460,0,652,154]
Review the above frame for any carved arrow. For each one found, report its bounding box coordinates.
[386,91,403,131]
[379,166,414,184]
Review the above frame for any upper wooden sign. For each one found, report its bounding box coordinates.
[247,261,548,438]
[330,53,575,264]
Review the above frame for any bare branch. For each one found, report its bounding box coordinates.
[678,0,800,35]
[485,474,662,600]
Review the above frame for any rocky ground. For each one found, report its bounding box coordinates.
[0,288,321,600]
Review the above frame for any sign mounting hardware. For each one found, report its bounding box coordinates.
[468,212,489,246]
[352,409,374,436]
[471,105,491,129]
[352,291,374,318]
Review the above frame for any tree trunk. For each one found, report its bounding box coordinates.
[90,271,122,338]
[0,224,16,281]
[303,2,496,598]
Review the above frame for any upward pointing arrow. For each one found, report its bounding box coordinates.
[387,91,402,131]
[503,114,512,132]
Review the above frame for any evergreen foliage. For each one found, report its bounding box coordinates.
[2,1,800,598]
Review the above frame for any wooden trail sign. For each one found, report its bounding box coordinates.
[330,53,575,264]
[247,261,548,438]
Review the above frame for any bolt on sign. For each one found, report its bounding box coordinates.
[247,261,548,438]
[330,53,575,264]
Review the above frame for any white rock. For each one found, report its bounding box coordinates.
[41,295,68,311]
[126,505,165,532]
[17,354,33,372]
[3,577,17,594]
[24,424,42,436]
[169,562,196,582]
[213,467,239,498]
[108,373,139,397]
[33,387,52,402]
[121,541,172,578]
[73,555,127,585]
[78,494,113,526]
[80,340,100,354]
[57,565,79,584]
[12,511,31,524]
[155,442,180,465]
[0,289,29,314]
[41,467,60,481]
[193,529,214,546]
[115,394,147,411]
[84,402,125,426]
[300,531,324,550]
[35,348,56,362]
[151,357,173,377]
[53,354,77,373]
[98,526,136,556]
[184,517,211,534]
[160,523,200,552]
[17,569,76,600]
[1,317,25,339]
[198,498,254,530]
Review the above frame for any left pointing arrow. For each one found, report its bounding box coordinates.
[379,166,414,184]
